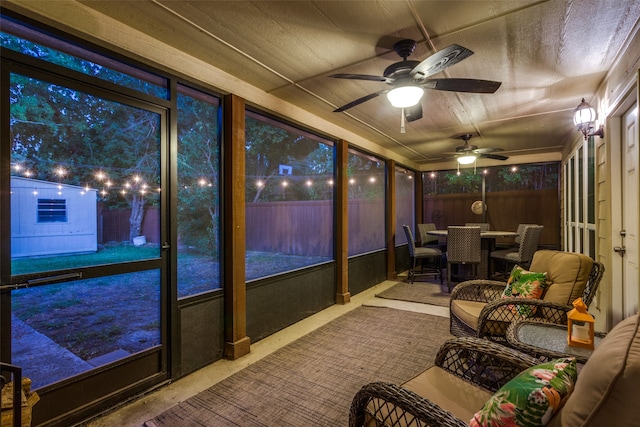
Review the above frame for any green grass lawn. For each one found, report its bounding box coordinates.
[11,244,160,275]
[10,244,331,367]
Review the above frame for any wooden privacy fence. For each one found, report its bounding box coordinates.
[97,188,560,254]
[246,200,333,257]
[245,199,386,257]
[98,205,160,244]
[424,189,560,248]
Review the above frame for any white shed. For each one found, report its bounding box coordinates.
[11,176,98,258]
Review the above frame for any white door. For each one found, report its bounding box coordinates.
[616,103,639,320]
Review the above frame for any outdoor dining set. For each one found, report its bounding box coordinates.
[402,222,544,291]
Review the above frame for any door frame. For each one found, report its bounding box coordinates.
[0,54,171,426]
[607,75,639,327]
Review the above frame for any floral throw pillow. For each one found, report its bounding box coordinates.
[501,265,547,317]
[471,357,577,427]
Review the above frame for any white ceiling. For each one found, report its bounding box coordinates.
[65,1,640,167]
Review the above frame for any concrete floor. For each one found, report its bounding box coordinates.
[82,279,448,427]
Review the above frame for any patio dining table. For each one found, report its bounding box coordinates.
[427,229,518,279]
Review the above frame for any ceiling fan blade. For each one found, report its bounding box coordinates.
[423,78,502,93]
[410,44,474,79]
[473,147,504,154]
[455,144,478,153]
[480,153,509,161]
[333,89,389,112]
[404,103,422,122]
[329,73,392,83]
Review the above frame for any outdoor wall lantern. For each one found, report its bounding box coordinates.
[573,98,605,140]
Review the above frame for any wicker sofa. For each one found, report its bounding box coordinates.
[350,314,640,426]
[449,250,604,342]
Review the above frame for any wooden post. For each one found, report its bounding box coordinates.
[415,169,423,227]
[223,94,250,359]
[335,139,350,304]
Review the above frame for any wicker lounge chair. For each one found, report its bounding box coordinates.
[350,314,640,427]
[450,249,604,342]
[349,337,538,426]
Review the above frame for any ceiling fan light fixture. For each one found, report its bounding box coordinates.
[457,154,477,165]
[387,86,424,108]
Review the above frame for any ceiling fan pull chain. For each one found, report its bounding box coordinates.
[400,108,406,134]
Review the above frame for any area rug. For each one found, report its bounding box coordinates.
[144,306,453,427]
[376,279,451,307]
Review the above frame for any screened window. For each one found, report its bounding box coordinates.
[422,163,560,248]
[424,163,559,196]
[1,18,168,98]
[348,150,386,256]
[564,137,596,257]
[395,167,415,245]
[37,198,67,222]
[176,84,221,297]
[245,111,334,280]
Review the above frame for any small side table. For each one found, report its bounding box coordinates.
[506,320,605,364]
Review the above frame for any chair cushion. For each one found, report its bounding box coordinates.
[402,366,492,423]
[501,265,547,317]
[547,314,640,427]
[451,300,512,336]
[414,246,442,257]
[490,248,519,261]
[471,358,577,427]
[529,250,593,305]
[450,300,486,331]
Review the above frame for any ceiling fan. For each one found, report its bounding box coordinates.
[330,39,501,122]
[452,134,508,163]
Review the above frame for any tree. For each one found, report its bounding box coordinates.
[176,89,221,255]
[245,115,325,202]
